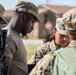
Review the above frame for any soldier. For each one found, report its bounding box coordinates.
[0,4,7,27]
[0,4,9,75]
[53,8,76,75]
[3,1,40,75]
[28,18,69,64]
[28,34,54,64]
[29,18,70,75]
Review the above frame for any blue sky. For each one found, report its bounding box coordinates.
[0,0,76,10]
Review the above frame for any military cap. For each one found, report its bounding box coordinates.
[55,18,67,35]
[0,4,7,24]
[13,0,40,22]
[63,8,76,32]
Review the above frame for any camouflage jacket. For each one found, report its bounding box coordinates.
[29,53,56,75]
[29,40,60,75]
[28,40,58,64]
[33,40,59,64]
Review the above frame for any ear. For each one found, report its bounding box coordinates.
[53,28,56,36]
[20,13,26,22]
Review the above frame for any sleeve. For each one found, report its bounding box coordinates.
[28,54,35,64]
[5,37,18,58]
[29,54,55,75]
[28,45,46,64]
[34,43,50,64]
[34,46,44,64]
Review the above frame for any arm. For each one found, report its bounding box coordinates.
[29,53,55,75]
[5,37,21,75]
[7,57,24,75]
[34,44,49,64]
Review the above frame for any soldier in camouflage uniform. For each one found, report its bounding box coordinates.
[28,18,69,64]
[53,8,76,75]
[29,18,70,75]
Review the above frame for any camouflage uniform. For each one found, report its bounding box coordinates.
[29,18,68,75]
[53,8,76,75]
[29,40,59,75]
[28,40,59,64]
[33,40,59,64]
[31,18,68,64]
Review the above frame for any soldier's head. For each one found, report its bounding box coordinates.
[0,4,7,28]
[11,0,40,36]
[62,8,76,40]
[53,18,69,47]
